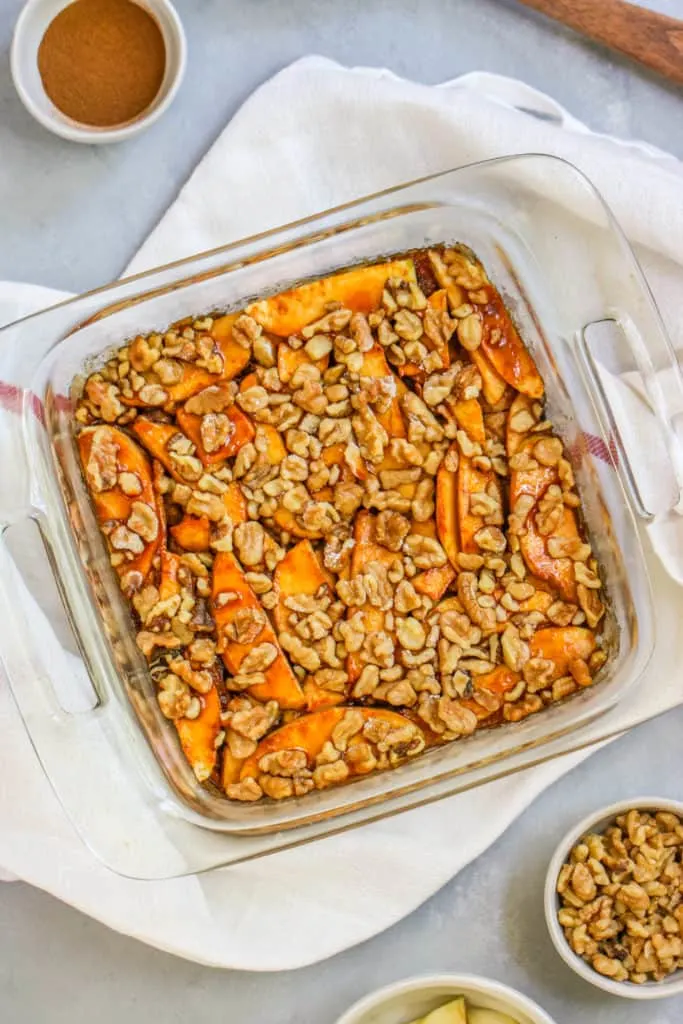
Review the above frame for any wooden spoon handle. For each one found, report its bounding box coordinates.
[517,0,683,86]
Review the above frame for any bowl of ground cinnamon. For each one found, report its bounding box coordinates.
[11,0,186,143]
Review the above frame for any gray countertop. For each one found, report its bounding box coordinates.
[2,1,683,1021]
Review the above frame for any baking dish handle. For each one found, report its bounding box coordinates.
[0,519,100,715]
[0,385,45,526]
[578,315,683,522]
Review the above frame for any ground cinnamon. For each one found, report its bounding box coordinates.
[38,0,166,128]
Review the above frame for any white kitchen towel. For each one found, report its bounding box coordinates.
[2,57,683,971]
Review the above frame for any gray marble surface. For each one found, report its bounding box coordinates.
[2,0,683,1021]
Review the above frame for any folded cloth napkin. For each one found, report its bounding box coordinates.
[2,57,683,970]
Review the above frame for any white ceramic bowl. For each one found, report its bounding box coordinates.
[544,797,683,1001]
[335,974,556,1024]
[11,0,186,143]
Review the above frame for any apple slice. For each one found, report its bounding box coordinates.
[273,540,333,634]
[272,508,324,540]
[239,706,423,781]
[277,341,329,383]
[170,515,210,552]
[212,551,305,709]
[221,746,244,789]
[357,344,408,439]
[457,454,503,553]
[421,997,468,1024]
[509,437,558,511]
[479,291,544,399]
[78,425,160,588]
[222,481,248,525]
[450,397,486,444]
[529,627,596,679]
[123,320,249,406]
[462,666,521,722]
[399,289,452,378]
[346,512,397,682]
[159,548,181,601]
[520,505,579,601]
[436,443,459,569]
[131,418,185,481]
[246,259,416,336]
[413,564,456,601]
[175,684,221,783]
[176,403,254,466]
[470,347,508,406]
[256,423,287,465]
[506,393,536,456]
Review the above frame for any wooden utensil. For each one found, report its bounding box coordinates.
[517,0,683,87]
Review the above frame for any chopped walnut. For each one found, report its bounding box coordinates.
[557,807,683,985]
[127,501,159,543]
[239,642,278,674]
[228,607,267,645]
[230,700,279,741]
[86,427,119,491]
[233,521,265,567]
[157,673,192,720]
[226,778,263,802]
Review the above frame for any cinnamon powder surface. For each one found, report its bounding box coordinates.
[38,0,166,128]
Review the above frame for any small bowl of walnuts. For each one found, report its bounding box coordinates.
[545,798,683,999]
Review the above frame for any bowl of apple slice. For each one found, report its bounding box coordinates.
[335,974,556,1024]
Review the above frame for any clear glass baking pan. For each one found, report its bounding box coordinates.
[2,154,683,880]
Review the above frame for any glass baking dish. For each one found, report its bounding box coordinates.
[2,154,683,880]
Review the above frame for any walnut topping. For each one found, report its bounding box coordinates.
[77,245,606,806]
[226,778,263,802]
[86,427,119,492]
[157,673,192,720]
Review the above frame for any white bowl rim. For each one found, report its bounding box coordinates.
[544,796,683,1001]
[335,972,557,1024]
[10,0,187,144]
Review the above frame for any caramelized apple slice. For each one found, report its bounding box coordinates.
[509,436,558,511]
[462,666,521,721]
[240,706,423,780]
[277,341,329,383]
[272,508,323,540]
[78,425,160,588]
[176,403,254,466]
[470,347,508,406]
[272,540,333,634]
[246,260,416,336]
[175,685,221,783]
[357,344,407,438]
[450,397,485,444]
[436,443,459,569]
[223,481,248,525]
[351,510,397,572]
[506,394,535,456]
[212,551,305,709]
[302,679,346,712]
[529,627,597,679]
[457,454,503,553]
[478,291,544,399]
[123,323,250,407]
[170,515,210,552]
[347,512,397,682]
[159,548,181,601]
[520,506,579,602]
[131,418,184,481]
[399,289,452,377]
[221,746,244,789]
[413,564,455,601]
